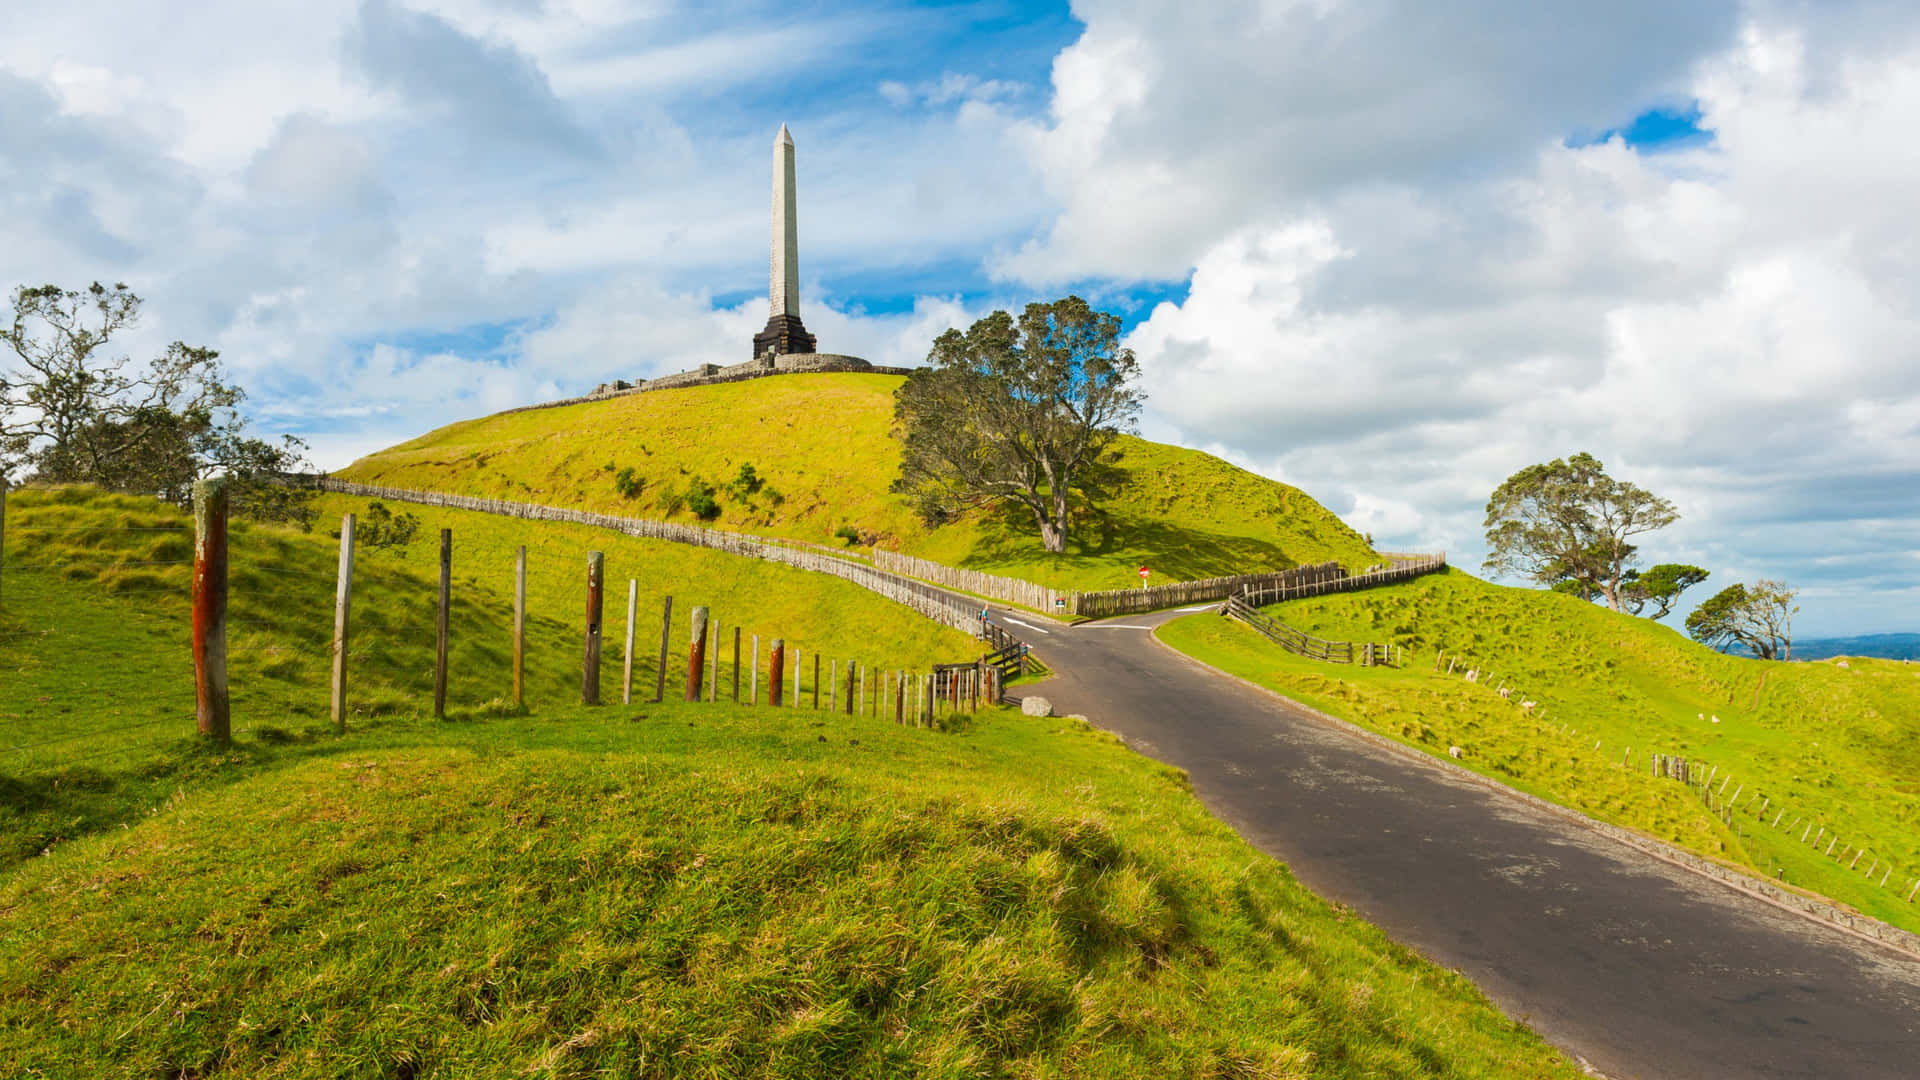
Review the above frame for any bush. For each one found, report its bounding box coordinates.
[834,524,862,546]
[358,501,421,551]
[613,466,644,500]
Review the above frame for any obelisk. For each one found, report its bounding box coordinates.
[751,123,817,360]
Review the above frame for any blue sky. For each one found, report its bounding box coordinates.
[3,0,1919,637]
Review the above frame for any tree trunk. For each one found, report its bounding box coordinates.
[1040,519,1065,553]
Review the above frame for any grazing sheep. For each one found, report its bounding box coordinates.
[1499,687,1511,699]
[1520,700,1536,711]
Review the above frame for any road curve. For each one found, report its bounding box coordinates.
[993,606,1920,1080]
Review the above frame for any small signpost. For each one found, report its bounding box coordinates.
[1138,566,1150,589]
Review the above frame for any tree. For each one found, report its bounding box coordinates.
[1,282,313,526]
[1483,452,1678,611]
[892,296,1143,553]
[1685,579,1798,660]
[1619,563,1710,619]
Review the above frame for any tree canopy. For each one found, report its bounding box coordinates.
[1483,452,1678,612]
[892,296,1143,553]
[1685,579,1798,660]
[1620,563,1710,619]
[1,282,313,526]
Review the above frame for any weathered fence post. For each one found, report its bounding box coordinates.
[768,639,784,706]
[733,627,742,703]
[846,661,855,715]
[192,478,231,745]
[685,606,708,702]
[895,670,904,724]
[434,528,451,719]
[582,552,605,705]
[652,596,672,703]
[709,617,720,702]
[0,478,8,611]
[513,546,526,708]
[331,512,355,733]
[622,579,637,705]
[752,635,761,704]
[813,653,821,710]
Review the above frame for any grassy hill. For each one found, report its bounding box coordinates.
[0,489,1586,1077]
[336,373,1379,593]
[1158,569,1920,935]
[0,486,978,867]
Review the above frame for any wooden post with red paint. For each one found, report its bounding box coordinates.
[192,478,231,745]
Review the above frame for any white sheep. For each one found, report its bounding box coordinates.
[1520,700,1536,711]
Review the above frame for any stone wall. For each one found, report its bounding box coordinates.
[493,353,915,418]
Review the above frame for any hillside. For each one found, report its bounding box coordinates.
[336,373,1380,593]
[1158,569,1920,935]
[0,489,1586,1077]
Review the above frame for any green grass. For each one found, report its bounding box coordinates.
[0,486,977,868]
[337,373,1380,592]
[1156,568,1920,934]
[0,490,1588,1077]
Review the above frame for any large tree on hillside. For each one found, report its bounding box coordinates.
[892,296,1143,553]
[1,282,314,526]
[1685,579,1798,660]
[1483,452,1678,611]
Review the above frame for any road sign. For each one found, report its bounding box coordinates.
[1138,566,1150,587]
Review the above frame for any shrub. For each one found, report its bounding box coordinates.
[357,501,421,551]
[613,466,645,500]
[834,524,862,546]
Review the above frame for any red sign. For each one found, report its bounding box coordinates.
[1138,566,1150,580]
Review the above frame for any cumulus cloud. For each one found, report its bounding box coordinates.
[1076,7,1920,632]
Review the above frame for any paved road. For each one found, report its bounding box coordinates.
[994,606,1920,1079]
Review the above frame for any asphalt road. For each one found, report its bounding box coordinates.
[994,605,1920,1079]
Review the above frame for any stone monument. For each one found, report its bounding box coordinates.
[751,124,819,360]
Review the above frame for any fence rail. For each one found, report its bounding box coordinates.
[871,549,1066,613]
[1239,554,1447,607]
[311,479,982,634]
[1222,594,1399,666]
[1069,560,1347,619]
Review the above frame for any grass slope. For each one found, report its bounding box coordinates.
[0,486,976,867]
[1157,568,1920,934]
[0,492,1586,1077]
[337,373,1379,592]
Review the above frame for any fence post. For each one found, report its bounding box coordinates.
[752,634,761,704]
[709,617,720,702]
[331,512,355,734]
[846,661,855,715]
[622,579,637,705]
[0,477,7,611]
[192,478,231,745]
[582,552,605,705]
[895,670,904,724]
[733,627,741,704]
[813,653,821,710]
[653,596,672,703]
[685,606,708,702]
[434,528,451,719]
[769,639,784,707]
[793,647,801,707]
[513,546,526,708]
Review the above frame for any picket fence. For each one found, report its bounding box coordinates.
[870,549,1067,613]
[1238,554,1448,607]
[313,479,982,633]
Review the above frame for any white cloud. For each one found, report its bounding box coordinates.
[1084,6,1920,633]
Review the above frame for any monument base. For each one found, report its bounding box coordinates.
[752,313,816,361]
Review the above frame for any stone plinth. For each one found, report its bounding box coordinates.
[751,313,816,361]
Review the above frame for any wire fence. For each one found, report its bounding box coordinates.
[0,479,1027,782]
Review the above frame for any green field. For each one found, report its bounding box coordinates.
[1156,568,1920,934]
[0,489,1586,1077]
[337,373,1380,592]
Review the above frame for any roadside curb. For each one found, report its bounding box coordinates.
[1145,625,1920,964]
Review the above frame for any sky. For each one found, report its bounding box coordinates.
[3,0,1917,638]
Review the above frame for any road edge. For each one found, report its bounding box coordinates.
[1143,623,1920,964]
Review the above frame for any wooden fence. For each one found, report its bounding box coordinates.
[1222,595,1400,666]
[1239,554,1447,607]
[871,549,1066,613]
[312,479,982,634]
[1069,560,1347,619]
